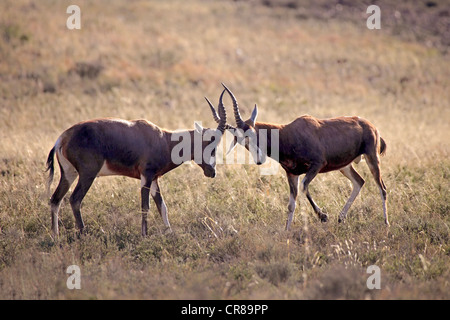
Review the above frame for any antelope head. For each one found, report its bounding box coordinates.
[220,83,266,165]
[198,89,228,178]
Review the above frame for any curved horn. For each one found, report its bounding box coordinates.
[205,91,235,131]
[205,96,221,124]
[217,89,227,133]
[222,83,245,128]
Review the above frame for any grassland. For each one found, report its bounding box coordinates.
[0,0,449,299]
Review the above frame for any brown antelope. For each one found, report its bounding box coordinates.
[212,84,388,230]
[46,90,227,237]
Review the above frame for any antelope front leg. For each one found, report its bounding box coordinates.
[306,190,328,222]
[140,174,154,237]
[300,161,328,222]
[150,179,172,233]
[285,173,299,231]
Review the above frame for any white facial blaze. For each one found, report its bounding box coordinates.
[244,131,260,165]
[202,128,221,167]
[209,156,216,167]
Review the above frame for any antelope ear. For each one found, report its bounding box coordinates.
[194,122,203,134]
[249,104,258,126]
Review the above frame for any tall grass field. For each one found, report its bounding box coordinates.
[0,0,449,299]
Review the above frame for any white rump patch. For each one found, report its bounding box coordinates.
[56,143,78,182]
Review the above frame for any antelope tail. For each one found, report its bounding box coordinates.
[379,137,387,156]
[46,146,56,195]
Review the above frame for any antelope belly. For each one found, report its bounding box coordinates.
[97,161,140,179]
[97,161,117,176]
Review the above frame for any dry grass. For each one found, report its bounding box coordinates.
[0,0,449,299]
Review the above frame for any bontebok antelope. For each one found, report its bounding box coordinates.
[46,90,227,237]
[214,84,388,230]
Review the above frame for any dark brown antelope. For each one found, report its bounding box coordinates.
[46,90,227,237]
[212,84,388,230]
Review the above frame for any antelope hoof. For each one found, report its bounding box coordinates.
[79,225,87,233]
[75,226,87,239]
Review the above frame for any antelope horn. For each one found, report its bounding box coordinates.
[217,89,227,133]
[222,83,245,128]
[205,96,221,124]
[205,90,235,131]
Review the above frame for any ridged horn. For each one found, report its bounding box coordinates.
[222,83,245,128]
[205,90,235,131]
[217,89,226,133]
[205,96,220,124]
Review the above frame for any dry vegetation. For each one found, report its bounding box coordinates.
[0,0,449,299]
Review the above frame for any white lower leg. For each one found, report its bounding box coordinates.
[339,185,362,222]
[161,201,171,231]
[286,193,296,230]
[51,202,61,237]
[379,188,389,226]
[338,165,364,223]
[150,180,172,231]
